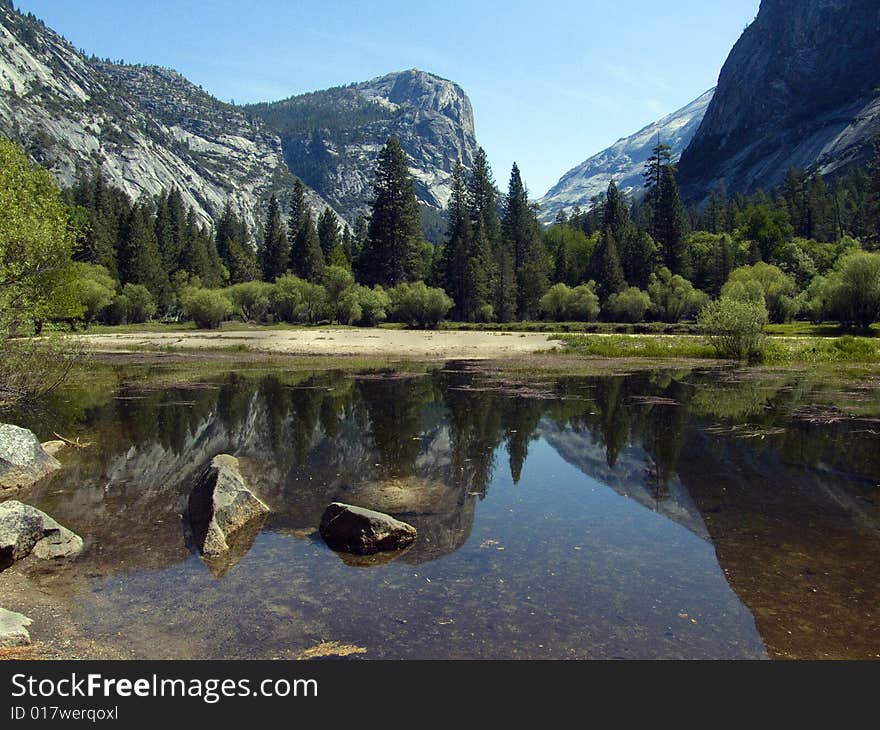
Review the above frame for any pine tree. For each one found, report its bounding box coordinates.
[291,208,324,282]
[654,166,690,274]
[643,136,672,240]
[591,229,625,301]
[118,201,168,298]
[155,188,185,272]
[502,164,547,319]
[317,207,341,258]
[467,149,503,318]
[360,137,423,286]
[864,137,880,249]
[442,162,474,319]
[261,194,288,282]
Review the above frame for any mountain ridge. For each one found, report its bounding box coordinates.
[538,88,714,221]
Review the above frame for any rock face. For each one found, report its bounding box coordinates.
[0,607,32,648]
[247,69,479,219]
[187,454,269,559]
[539,89,714,221]
[319,502,417,555]
[0,6,480,231]
[0,3,338,234]
[0,424,61,491]
[677,0,880,201]
[0,500,83,569]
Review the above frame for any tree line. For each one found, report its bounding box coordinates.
[1,131,879,337]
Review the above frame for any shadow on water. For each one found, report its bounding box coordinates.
[5,362,880,658]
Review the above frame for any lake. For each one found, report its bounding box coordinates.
[6,361,880,659]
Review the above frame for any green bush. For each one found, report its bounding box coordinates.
[539,282,599,322]
[338,284,391,326]
[72,263,116,326]
[389,281,453,329]
[604,286,650,323]
[229,281,273,322]
[322,265,356,323]
[181,288,233,329]
[698,296,769,362]
[647,268,708,322]
[119,283,156,324]
[827,250,880,328]
[721,262,799,323]
[270,274,327,324]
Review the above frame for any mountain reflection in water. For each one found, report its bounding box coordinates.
[9,363,880,659]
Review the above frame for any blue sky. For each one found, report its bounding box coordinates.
[14,0,759,196]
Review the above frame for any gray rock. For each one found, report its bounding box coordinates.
[319,502,417,555]
[0,607,32,648]
[0,424,61,491]
[677,0,880,201]
[187,455,269,558]
[0,501,83,570]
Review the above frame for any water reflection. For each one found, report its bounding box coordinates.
[7,363,880,658]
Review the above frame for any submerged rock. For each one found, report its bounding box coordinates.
[0,424,61,491]
[0,501,83,570]
[187,455,269,559]
[0,607,32,648]
[319,502,417,555]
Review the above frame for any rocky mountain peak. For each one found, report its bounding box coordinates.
[677,0,880,201]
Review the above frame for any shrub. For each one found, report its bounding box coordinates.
[337,284,391,326]
[73,263,116,326]
[721,262,799,323]
[270,274,305,323]
[827,250,880,328]
[605,286,650,323]
[119,283,156,324]
[539,283,572,321]
[229,281,273,322]
[322,265,355,323]
[104,294,131,325]
[698,296,769,362]
[181,288,233,329]
[647,268,708,322]
[389,281,454,329]
[567,284,601,321]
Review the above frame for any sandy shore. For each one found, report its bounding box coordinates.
[77,328,560,359]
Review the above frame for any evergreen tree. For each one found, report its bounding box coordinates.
[261,194,288,282]
[154,188,185,272]
[360,137,423,286]
[643,135,672,240]
[591,229,625,301]
[502,163,546,319]
[654,166,690,274]
[468,148,503,318]
[317,207,341,258]
[117,201,168,298]
[866,137,880,249]
[290,208,325,281]
[341,225,354,264]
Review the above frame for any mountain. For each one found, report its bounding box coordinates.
[0,3,345,235]
[0,4,479,238]
[677,0,880,202]
[537,89,714,222]
[246,69,478,221]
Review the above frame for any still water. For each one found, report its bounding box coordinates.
[7,362,880,659]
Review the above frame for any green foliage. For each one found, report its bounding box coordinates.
[337,284,391,326]
[605,287,651,323]
[0,138,78,334]
[120,283,157,324]
[736,203,793,262]
[590,229,625,300]
[647,268,708,322]
[698,296,769,362]
[825,250,880,328]
[721,262,799,323]
[539,282,600,322]
[360,137,424,286]
[229,281,274,322]
[322,264,355,323]
[72,263,116,326]
[181,288,233,329]
[389,281,454,329]
[261,194,288,282]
